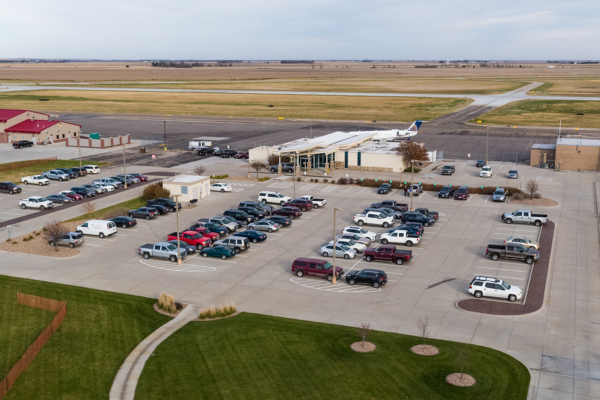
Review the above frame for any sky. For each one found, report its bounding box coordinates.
[2,0,599,60]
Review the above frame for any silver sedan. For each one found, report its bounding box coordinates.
[247,220,280,233]
[320,243,357,259]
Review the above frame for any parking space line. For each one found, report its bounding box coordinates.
[356,188,367,195]
[485,197,489,203]
[83,243,101,247]
[343,187,353,193]
[477,267,527,273]
[114,234,127,237]
[495,275,525,280]
[480,259,530,266]
[85,238,115,241]
[465,173,469,177]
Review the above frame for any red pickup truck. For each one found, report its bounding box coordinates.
[189,226,220,242]
[291,258,344,281]
[364,245,412,265]
[167,231,211,249]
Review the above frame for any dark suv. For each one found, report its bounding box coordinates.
[401,212,435,227]
[223,209,256,223]
[70,167,88,177]
[377,183,392,194]
[220,149,237,158]
[239,206,266,219]
[239,201,273,215]
[0,181,22,195]
[282,198,313,211]
[147,198,182,212]
[476,160,486,167]
[345,269,388,288]
[269,162,294,173]
[71,186,95,198]
[197,147,214,156]
[454,186,469,200]
[438,185,454,198]
[441,165,455,175]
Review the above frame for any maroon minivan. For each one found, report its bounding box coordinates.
[291,258,344,281]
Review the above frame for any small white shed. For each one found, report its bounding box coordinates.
[163,175,210,202]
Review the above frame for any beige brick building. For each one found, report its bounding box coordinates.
[0,109,81,144]
[530,138,600,171]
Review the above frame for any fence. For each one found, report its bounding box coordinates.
[440,150,526,164]
[0,157,58,173]
[0,293,66,399]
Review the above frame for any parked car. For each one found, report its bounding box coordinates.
[56,168,78,179]
[116,174,140,184]
[273,206,302,219]
[220,149,238,158]
[77,219,117,238]
[377,183,392,194]
[70,167,88,177]
[380,230,420,247]
[341,226,377,242]
[362,207,396,220]
[168,231,211,249]
[168,240,196,255]
[406,183,423,196]
[508,170,519,179]
[247,220,280,232]
[220,215,245,229]
[364,244,412,265]
[211,183,232,192]
[387,225,422,237]
[329,237,367,253]
[93,177,122,188]
[282,198,313,211]
[18,196,53,210]
[109,216,137,229]
[454,185,469,200]
[213,236,251,253]
[399,222,424,235]
[129,207,158,220]
[480,165,493,178]
[354,211,394,227]
[441,165,455,175]
[42,170,70,181]
[486,243,540,264]
[0,181,22,195]
[98,183,115,192]
[414,208,439,220]
[346,269,388,288]
[504,236,539,250]
[223,209,256,223]
[130,173,148,182]
[45,194,73,204]
[401,212,435,227]
[189,225,220,242]
[147,198,181,211]
[111,176,134,186]
[468,276,522,302]
[82,183,106,194]
[149,204,169,215]
[438,185,454,198]
[197,147,214,156]
[370,200,408,213]
[239,206,266,219]
[337,233,370,246]
[291,258,344,281]
[502,210,548,226]
[13,140,34,149]
[139,242,187,262]
[476,160,486,167]
[258,191,291,205]
[270,162,294,173]
[206,216,238,232]
[321,243,357,259]
[192,221,228,237]
[21,175,50,186]
[200,245,236,259]
[239,200,273,215]
[235,229,267,243]
[82,165,101,174]
[59,190,83,200]
[71,186,96,198]
[266,215,292,227]
[234,152,249,159]
[300,195,326,209]
[48,231,84,248]
[492,188,506,202]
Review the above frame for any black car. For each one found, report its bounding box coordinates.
[239,206,266,219]
[71,186,95,198]
[56,168,78,179]
[345,269,388,288]
[220,149,237,158]
[45,194,73,204]
[149,204,169,215]
[476,160,486,167]
[13,140,33,149]
[110,216,138,229]
[438,185,454,198]
[168,240,196,254]
[197,147,214,156]
[235,229,267,243]
[402,212,435,227]
[387,225,421,236]
[441,165,455,175]
[239,201,272,215]
[377,183,392,194]
[147,198,181,212]
[266,215,292,227]
[0,181,22,195]
[70,167,88,177]
[223,209,256,223]
[370,201,408,213]
[111,176,134,186]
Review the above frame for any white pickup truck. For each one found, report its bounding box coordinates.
[380,230,421,247]
[353,211,394,228]
[18,196,53,210]
[301,195,326,209]
[21,175,50,186]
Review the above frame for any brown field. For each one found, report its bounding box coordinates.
[0,89,472,121]
[529,78,600,97]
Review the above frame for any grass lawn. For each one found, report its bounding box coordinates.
[0,160,109,184]
[471,100,600,128]
[528,78,600,97]
[0,275,170,400]
[63,196,146,222]
[0,90,472,122]
[136,313,530,400]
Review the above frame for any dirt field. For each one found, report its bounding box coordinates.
[0,222,81,258]
[472,100,600,128]
[0,90,472,121]
[529,78,600,97]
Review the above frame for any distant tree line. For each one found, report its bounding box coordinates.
[151,61,236,68]
[281,60,314,64]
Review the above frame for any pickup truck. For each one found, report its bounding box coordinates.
[21,175,50,186]
[198,217,237,233]
[291,258,344,281]
[401,212,435,227]
[501,210,548,226]
[379,230,421,247]
[18,196,53,210]
[42,170,70,181]
[486,243,540,264]
[300,195,326,209]
[139,242,188,262]
[13,140,33,149]
[167,231,211,249]
[353,211,395,228]
[414,208,439,220]
[282,198,313,211]
[370,200,408,213]
[364,244,412,265]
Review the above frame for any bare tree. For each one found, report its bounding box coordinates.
[457,347,469,383]
[193,166,207,176]
[319,63,324,69]
[396,141,429,171]
[43,220,69,252]
[357,321,372,349]
[81,201,97,216]
[416,316,430,345]
[525,179,539,200]
[250,161,265,179]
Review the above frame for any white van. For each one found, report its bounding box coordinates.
[76,220,117,239]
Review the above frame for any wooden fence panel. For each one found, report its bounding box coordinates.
[0,294,66,399]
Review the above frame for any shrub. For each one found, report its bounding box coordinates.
[42,227,47,232]
[11,241,17,245]
[533,193,542,199]
[331,181,335,184]
[310,178,314,182]
[157,292,177,314]
[512,192,524,200]
[211,174,229,179]
[267,155,291,165]
[35,232,40,236]
[143,182,171,201]
[258,177,270,182]
[314,179,319,183]
[198,302,237,320]
[337,178,347,185]
[323,179,328,183]
[403,167,421,173]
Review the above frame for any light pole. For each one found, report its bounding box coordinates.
[332,207,342,285]
[78,131,82,168]
[122,144,127,189]
[410,160,414,211]
[173,194,182,265]
[163,121,167,150]
[486,126,489,165]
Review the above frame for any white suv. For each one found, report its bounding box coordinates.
[82,165,101,174]
[479,165,492,178]
[258,191,291,205]
[467,276,522,302]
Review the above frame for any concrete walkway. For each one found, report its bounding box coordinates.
[109,305,199,400]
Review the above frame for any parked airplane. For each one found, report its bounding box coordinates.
[368,120,423,141]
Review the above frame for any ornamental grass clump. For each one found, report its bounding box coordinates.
[157,292,177,314]
[198,302,237,320]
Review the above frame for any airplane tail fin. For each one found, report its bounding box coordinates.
[408,120,423,132]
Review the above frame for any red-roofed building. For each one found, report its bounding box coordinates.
[0,109,81,144]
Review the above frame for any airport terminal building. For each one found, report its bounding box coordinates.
[248,131,410,173]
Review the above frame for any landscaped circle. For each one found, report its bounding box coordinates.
[446,373,476,387]
[411,344,439,356]
[350,341,376,353]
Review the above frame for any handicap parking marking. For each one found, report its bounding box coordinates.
[290,277,381,293]
[139,259,218,272]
